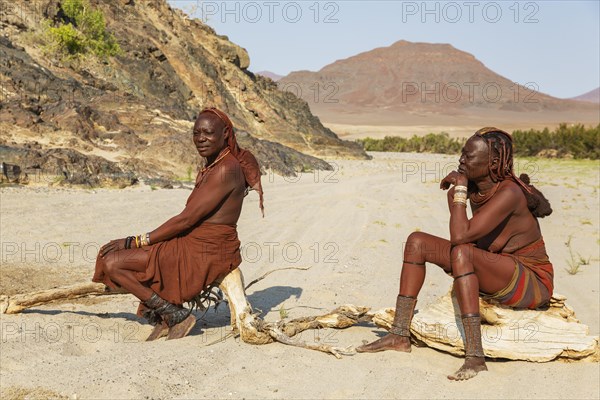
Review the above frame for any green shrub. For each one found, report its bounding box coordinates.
[357,133,465,154]
[42,0,120,59]
[512,124,600,159]
[46,22,85,55]
[357,124,600,159]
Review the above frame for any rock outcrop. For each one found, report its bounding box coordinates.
[0,0,367,187]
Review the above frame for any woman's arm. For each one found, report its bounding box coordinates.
[148,160,240,243]
[441,171,520,245]
[449,183,519,245]
[446,186,455,211]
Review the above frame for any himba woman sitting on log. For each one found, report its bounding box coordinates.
[93,108,263,341]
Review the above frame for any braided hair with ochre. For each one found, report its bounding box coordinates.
[474,127,552,218]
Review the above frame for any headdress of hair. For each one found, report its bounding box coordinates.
[475,127,531,193]
[199,107,264,217]
[475,127,552,217]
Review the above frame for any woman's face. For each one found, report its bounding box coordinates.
[458,136,490,180]
[193,113,228,158]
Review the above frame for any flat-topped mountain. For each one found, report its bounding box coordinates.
[280,40,598,126]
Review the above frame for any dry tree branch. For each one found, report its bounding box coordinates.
[244,266,312,290]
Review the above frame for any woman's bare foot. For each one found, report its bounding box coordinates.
[146,321,169,341]
[166,315,196,340]
[356,333,411,353]
[447,357,487,380]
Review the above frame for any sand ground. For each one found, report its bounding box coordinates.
[1,152,599,399]
[315,106,600,140]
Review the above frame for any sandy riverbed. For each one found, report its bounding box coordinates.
[1,152,598,399]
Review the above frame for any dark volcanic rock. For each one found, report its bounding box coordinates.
[236,131,332,176]
[0,145,137,188]
[1,162,28,184]
[0,0,368,188]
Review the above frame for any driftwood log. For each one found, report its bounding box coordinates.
[2,269,598,361]
[214,268,366,358]
[0,282,110,314]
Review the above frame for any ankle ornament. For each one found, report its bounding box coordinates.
[389,295,417,337]
[461,313,485,358]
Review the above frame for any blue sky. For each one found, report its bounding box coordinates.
[169,1,600,99]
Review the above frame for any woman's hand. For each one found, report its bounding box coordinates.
[100,238,127,257]
[440,170,468,190]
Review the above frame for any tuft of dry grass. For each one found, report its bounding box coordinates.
[1,386,69,400]
[564,235,590,275]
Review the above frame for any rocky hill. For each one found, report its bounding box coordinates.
[256,71,283,82]
[570,87,600,103]
[280,40,599,126]
[0,0,366,187]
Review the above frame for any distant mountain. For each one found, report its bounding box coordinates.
[570,88,600,103]
[280,40,598,126]
[256,71,283,81]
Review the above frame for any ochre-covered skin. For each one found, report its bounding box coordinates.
[93,109,262,338]
[357,128,554,381]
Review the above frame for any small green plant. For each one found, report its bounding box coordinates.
[150,185,158,191]
[299,165,314,173]
[373,220,386,226]
[278,304,288,319]
[41,0,120,59]
[564,235,589,275]
[186,165,193,182]
[51,175,66,185]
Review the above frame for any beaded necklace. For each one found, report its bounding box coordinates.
[201,148,231,174]
[195,148,231,187]
[469,182,500,206]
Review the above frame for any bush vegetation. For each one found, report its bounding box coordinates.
[41,0,120,59]
[512,124,599,159]
[357,124,600,159]
[358,133,465,154]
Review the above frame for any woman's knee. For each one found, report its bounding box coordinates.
[404,231,428,258]
[102,254,122,278]
[450,244,474,275]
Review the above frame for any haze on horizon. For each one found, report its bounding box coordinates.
[169,0,599,100]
